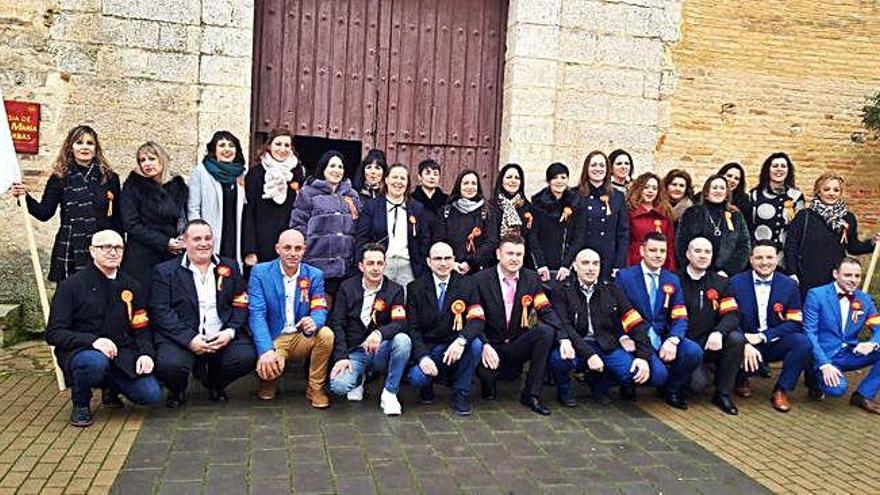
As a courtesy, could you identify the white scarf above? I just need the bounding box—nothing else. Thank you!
[261,153,298,205]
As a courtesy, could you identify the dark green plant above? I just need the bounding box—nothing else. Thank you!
[864,91,880,132]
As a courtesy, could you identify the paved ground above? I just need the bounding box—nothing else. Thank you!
[2,340,877,494]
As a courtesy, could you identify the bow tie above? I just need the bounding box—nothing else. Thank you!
[839,293,854,302]
[754,279,772,287]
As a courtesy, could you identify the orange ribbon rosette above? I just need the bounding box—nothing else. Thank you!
[298,277,311,303]
[371,297,387,325]
[106,191,114,217]
[783,199,794,223]
[600,195,611,216]
[560,206,573,223]
[724,210,734,231]
[840,221,850,244]
[451,299,466,332]
[524,212,533,229]
[852,300,862,324]
[705,288,719,311]
[290,181,300,192]
[216,265,232,291]
[773,302,784,321]
[409,214,417,236]
[653,219,662,233]
[120,289,134,320]
[466,227,482,255]
[343,196,359,220]
[662,283,674,309]
[520,294,533,328]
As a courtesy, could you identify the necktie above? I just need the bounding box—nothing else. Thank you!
[839,293,853,302]
[755,279,772,286]
[504,276,516,326]
[437,282,447,311]
[387,200,404,237]
[647,273,661,350]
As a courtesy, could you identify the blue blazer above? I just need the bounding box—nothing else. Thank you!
[356,196,430,277]
[803,282,880,366]
[615,264,688,340]
[729,271,802,343]
[247,260,328,355]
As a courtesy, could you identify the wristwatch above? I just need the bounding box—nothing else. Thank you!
[667,336,681,346]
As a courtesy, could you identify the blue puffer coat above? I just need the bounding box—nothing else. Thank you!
[289,178,362,279]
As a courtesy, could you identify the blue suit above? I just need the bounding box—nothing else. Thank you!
[803,283,880,399]
[729,271,811,391]
[248,260,329,356]
[615,264,702,394]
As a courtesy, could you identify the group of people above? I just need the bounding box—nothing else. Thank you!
[10,125,880,427]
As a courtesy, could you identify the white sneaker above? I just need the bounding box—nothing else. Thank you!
[380,388,402,416]
[347,383,364,402]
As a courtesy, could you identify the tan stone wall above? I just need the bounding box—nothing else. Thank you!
[655,0,880,228]
[0,0,253,329]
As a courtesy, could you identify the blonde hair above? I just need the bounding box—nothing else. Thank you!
[51,125,113,183]
[136,141,171,181]
[812,172,845,199]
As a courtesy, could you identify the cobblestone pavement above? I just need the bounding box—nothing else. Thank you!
[108,377,766,495]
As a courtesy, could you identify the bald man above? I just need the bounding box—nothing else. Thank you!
[46,230,162,427]
[248,229,334,407]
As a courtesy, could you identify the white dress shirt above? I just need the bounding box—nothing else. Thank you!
[640,261,661,302]
[836,285,851,333]
[360,278,384,327]
[386,200,410,261]
[281,261,301,334]
[186,258,225,340]
[753,272,773,332]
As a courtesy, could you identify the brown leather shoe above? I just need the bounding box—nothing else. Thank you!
[735,380,752,398]
[850,393,880,415]
[257,379,277,401]
[306,388,330,409]
[770,389,791,412]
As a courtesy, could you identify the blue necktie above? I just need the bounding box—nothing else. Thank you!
[437,282,447,311]
[647,273,661,350]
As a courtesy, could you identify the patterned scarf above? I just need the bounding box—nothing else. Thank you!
[498,194,524,237]
[261,153,297,204]
[809,198,848,233]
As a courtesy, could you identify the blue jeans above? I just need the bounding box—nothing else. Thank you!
[549,347,669,400]
[408,338,483,395]
[70,350,163,407]
[814,346,880,399]
[329,333,412,395]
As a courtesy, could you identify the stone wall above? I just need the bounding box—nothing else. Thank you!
[0,0,253,330]
[500,0,682,192]
[655,0,880,229]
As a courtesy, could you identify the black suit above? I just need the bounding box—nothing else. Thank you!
[678,268,744,396]
[406,273,484,358]
[472,267,562,398]
[329,275,407,362]
[149,255,257,393]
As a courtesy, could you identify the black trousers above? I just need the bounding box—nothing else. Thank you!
[154,333,257,393]
[690,331,745,396]
[477,323,555,398]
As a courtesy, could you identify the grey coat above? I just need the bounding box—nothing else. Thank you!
[186,163,246,265]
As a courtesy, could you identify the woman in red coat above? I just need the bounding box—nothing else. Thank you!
[625,172,676,269]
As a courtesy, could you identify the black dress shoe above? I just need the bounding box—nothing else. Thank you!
[808,386,826,401]
[619,385,637,401]
[711,393,738,415]
[208,388,228,403]
[520,395,551,416]
[70,406,93,427]
[590,391,613,406]
[101,389,124,409]
[450,391,472,416]
[665,392,688,410]
[166,390,187,409]
[557,393,577,407]
[419,384,436,404]
[481,380,497,401]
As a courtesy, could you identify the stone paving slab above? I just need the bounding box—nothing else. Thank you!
[109,377,768,495]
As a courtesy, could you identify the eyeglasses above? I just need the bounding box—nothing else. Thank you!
[92,244,125,254]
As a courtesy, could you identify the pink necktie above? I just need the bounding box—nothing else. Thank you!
[504,276,516,326]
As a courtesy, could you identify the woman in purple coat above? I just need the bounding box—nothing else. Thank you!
[290,150,362,299]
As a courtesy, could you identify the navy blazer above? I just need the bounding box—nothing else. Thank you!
[615,264,688,340]
[574,185,629,280]
[406,272,485,359]
[803,282,880,366]
[728,270,803,343]
[149,255,249,349]
[356,196,431,277]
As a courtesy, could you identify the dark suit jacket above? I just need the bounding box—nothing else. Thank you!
[472,266,564,345]
[549,279,653,360]
[329,275,406,361]
[615,264,688,340]
[406,272,485,359]
[729,270,803,343]
[678,269,740,345]
[356,196,431,277]
[45,264,153,380]
[149,255,249,349]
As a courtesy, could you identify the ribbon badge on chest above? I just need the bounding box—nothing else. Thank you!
[451,299,466,332]
[298,277,311,303]
[216,265,232,291]
[120,289,133,320]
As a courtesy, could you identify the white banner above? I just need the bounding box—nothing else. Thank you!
[0,87,23,195]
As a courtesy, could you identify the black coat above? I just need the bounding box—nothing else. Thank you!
[355,197,431,278]
[149,255,249,349]
[549,279,653,360]
[784,209,874,295]
[329,275,406,361]
[675,203,750,276]
[435,202,499,272]
[528,187,580,271]
[574,185,628,281]
[26,166,123,281]
[472,267,564,345]
[241,163,306,262]
[411,186,448,239]
[677,269,740,346]
[120,173,188,291]
[406,272,485,359]
[45,264,153,381]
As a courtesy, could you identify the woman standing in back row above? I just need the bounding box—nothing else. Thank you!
[747,152,804,270]
[575,150,629,281]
